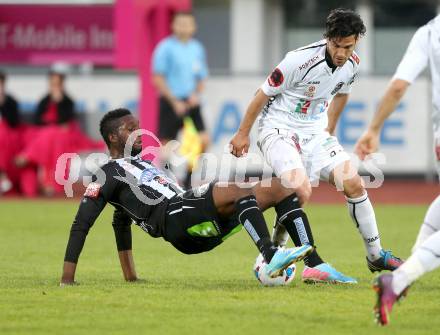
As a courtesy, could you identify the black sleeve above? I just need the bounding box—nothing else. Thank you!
[64,167,117,263]
[57,95,76,124]
[34,96,49,125]
[0,96,20,127]
[112,208,132,252]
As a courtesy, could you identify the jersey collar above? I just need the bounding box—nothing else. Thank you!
[324,48,338,73]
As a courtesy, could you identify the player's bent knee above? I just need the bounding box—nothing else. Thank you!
[229,183,254,201]
[343,176,364,198]
[296,183,312,205]
[280,176,312,205]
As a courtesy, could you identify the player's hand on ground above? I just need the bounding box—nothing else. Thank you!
[59,281,79,287]
[355,129,380,160]
[230,131,250,157]
[172,100,188,116]
[126,278,147,284]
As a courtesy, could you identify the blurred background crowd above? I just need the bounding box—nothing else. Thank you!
[0,0,439,197]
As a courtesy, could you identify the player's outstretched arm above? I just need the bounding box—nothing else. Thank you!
[61,218,95,285]
[60,182,109,285]
[118,250,138,281]
[355,79,409,160]
[327,93,349,135]
[230,89,269,157]
[60,262,77,285]
[112,209,138,281]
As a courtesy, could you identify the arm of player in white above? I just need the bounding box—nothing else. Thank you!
[355,25,429,159]
[229,89,270,157]
[230,54,297,157]
[326,93,349,135]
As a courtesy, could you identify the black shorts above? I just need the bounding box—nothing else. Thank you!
[163,182,242,255]
[158,97,206,140]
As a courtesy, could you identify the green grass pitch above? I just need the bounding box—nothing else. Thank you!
[1,200,439,335]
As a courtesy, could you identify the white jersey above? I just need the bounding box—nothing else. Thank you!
[393,15,440,138]
[258,39,360,135]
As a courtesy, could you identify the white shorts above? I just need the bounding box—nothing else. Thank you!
[257,128,350,183]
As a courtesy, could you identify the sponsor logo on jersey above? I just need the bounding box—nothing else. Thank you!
[263,96,276,114]
[331,81,344,95]
[139,167,160,184]
[304,85,316,98]
[268,68,284,87]
[294,98,311,114]
[307,81,320,84]
[299,55,320,70]
[84,182,101,198]
[155,176,169,185]
[348,73,357,85]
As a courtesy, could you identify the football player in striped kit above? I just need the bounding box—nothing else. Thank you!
[354,14,440,326]
[60,108,314,285]
[230,8,402,284]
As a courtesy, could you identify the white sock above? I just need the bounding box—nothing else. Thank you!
[412,195,440,253]
[346,192,382,261]
[392,230,440,295]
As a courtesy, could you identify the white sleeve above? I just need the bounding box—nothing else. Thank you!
[393,25,429,84]
[261,54,298,96]
[339,71,358,95]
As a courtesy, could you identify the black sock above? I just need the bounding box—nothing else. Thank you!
[275,193,324,267]
[183,170,192,190]
[236,195,277,262]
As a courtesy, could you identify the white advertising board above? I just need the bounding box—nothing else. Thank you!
[6,75,432,174]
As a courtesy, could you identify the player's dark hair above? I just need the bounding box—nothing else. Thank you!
[99,108,132,147]
[0,70,5,83]
[324,8,366,40]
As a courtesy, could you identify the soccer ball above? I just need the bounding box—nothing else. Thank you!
[253,253,296,286]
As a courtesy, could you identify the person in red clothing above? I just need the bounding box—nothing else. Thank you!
[34,71,76,126]
[0,71,37,196]
[0,71,21,194]
[16,70,104,196]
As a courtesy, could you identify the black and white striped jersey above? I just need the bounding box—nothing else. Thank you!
[63,156,185,264]
[74,156,184,239]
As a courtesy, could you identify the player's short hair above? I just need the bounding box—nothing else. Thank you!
[99,108,132,147]
[0,70,6,83]
[324,8,366,40]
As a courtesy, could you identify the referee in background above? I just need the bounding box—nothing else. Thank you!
[152,11,210,189]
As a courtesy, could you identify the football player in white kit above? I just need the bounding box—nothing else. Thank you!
[354,15,440,325]
[230,8,403,284]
